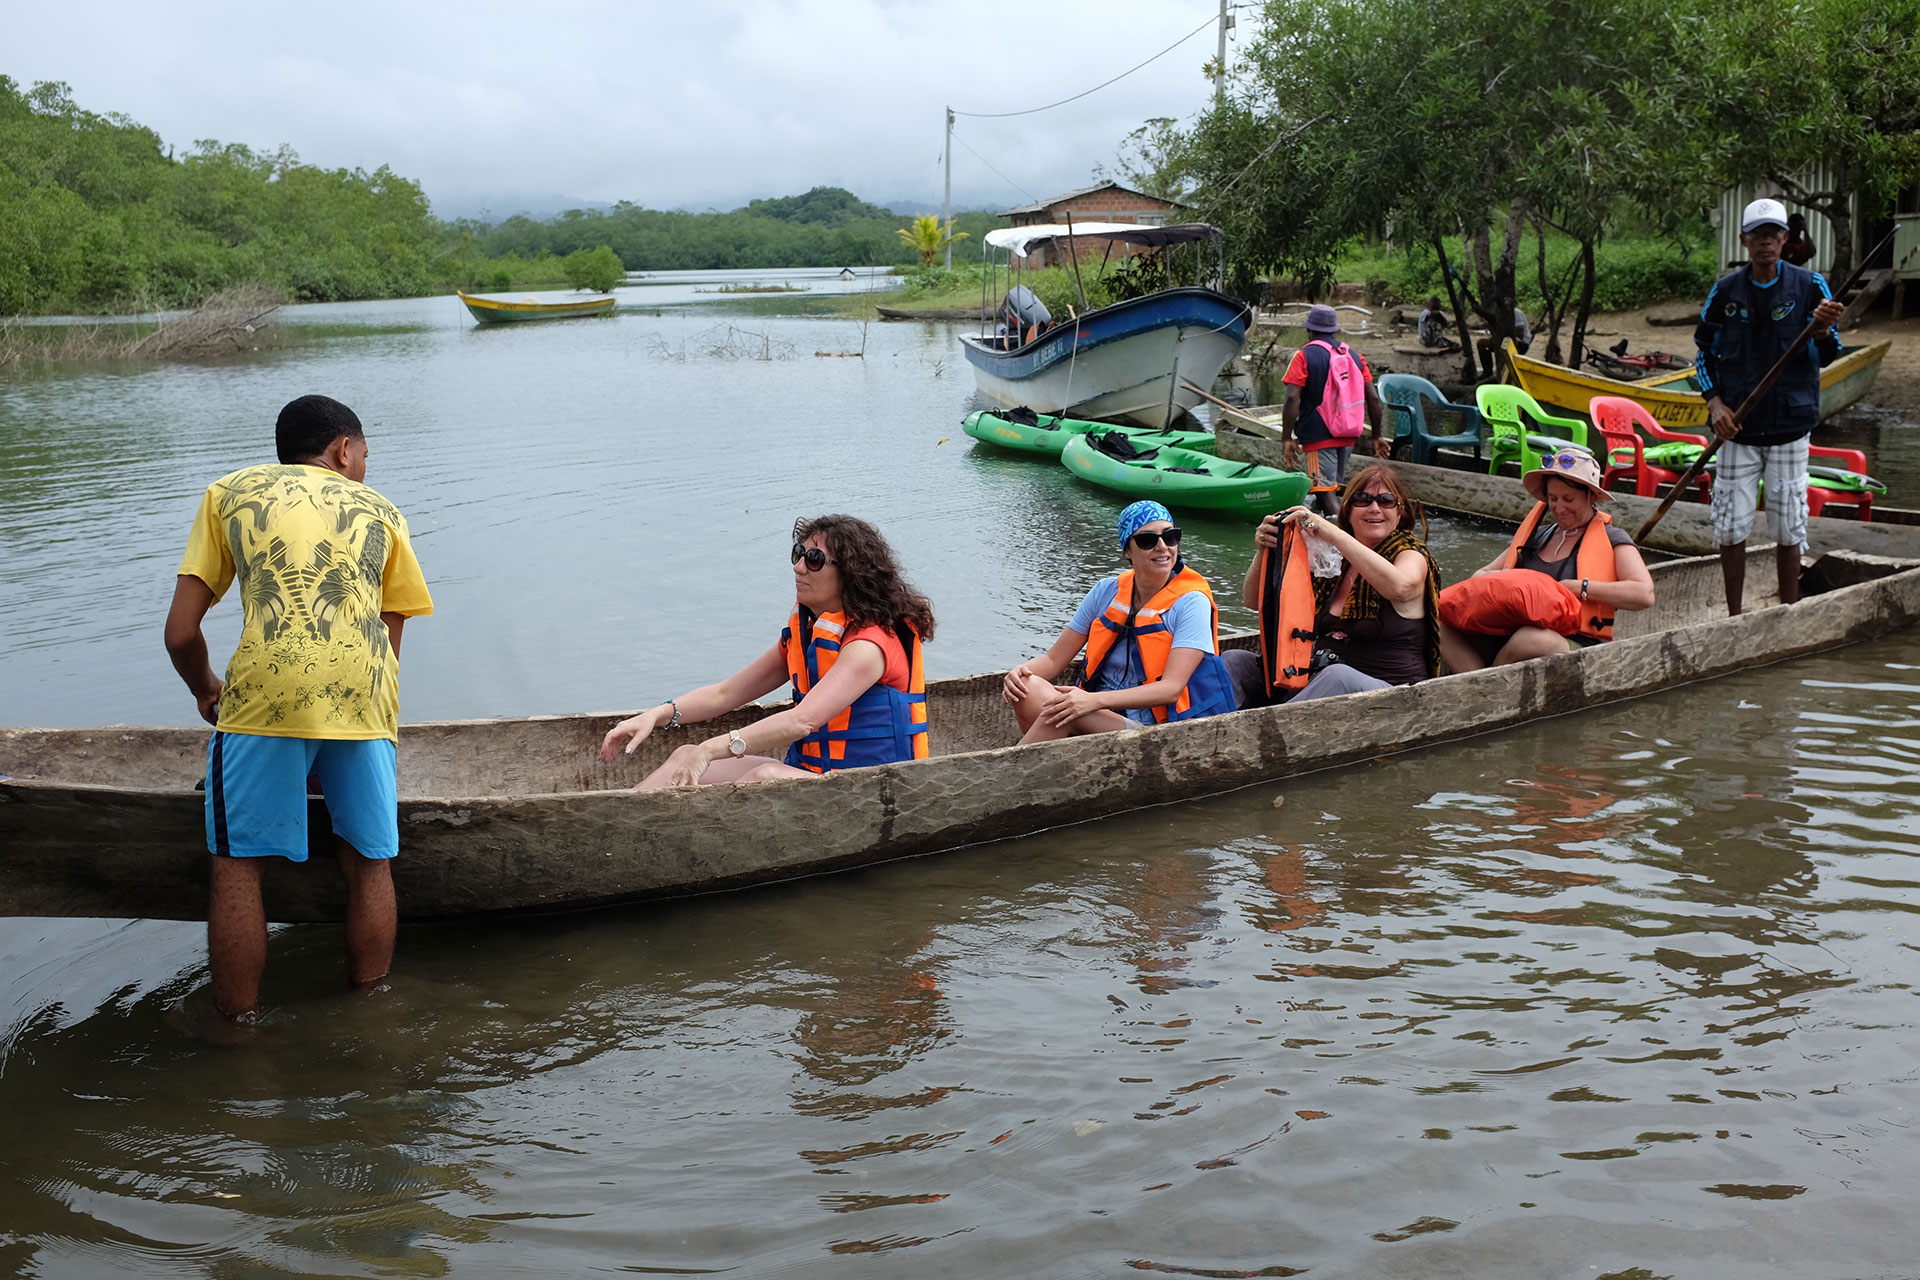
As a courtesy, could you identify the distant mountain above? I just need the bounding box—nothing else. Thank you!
[431,191,618,223]
[741,187,895,224]
[431,185,1011,227]
[883,199,1007,217]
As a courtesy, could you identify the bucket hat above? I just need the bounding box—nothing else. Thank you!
[1523,446,1611,502]
[1303,304,1340,335]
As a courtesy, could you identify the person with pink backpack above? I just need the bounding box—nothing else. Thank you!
[1278,304,1390,515]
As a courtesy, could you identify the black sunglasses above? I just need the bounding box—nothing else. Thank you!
[791,544,835,571]
[1130,527,1182,550]
[1349,491,1401,509]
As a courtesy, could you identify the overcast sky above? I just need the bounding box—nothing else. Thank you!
[11,0,1239,219]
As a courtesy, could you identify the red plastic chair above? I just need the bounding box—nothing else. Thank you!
[1587,396,1710,500]
[1806,443,1874,521]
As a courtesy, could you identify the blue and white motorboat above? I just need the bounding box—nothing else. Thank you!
[959,222,1253,429]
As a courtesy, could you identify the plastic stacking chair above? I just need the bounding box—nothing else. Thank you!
[1376,373,1484,466]
[1475,384,1589,477]
[1588,396,1706,499]
[1805,443,1877,521]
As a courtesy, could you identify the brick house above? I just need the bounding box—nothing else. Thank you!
[1002,182,1189,268]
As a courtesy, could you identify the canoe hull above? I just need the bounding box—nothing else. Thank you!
[1509,339,1892,426]
[457,290,617,324]
[959,287,1252,429]
[8,526,1918,923]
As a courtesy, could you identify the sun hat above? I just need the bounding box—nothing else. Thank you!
[1303,304,1340,335]
[1117,500,1174,550]
[1741,197,1790,233]
[1523,446,1612,502]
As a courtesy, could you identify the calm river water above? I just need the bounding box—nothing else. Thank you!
[2,271,1917,1277]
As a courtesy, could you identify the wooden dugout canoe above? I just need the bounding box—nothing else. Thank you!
[456,290,616,324]
[5,465,1919,924]
[1506,338,1892,429]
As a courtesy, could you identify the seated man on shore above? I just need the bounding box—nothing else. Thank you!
[1416,297,1458,351]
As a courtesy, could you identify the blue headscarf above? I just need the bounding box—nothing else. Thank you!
[1116,500,1173,550]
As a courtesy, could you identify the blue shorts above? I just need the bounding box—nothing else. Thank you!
[205,732,399,862]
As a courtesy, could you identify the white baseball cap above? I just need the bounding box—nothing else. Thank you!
[1741,197,1790,232]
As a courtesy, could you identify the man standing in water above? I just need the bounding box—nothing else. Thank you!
[164,395,433,1026]
[1693,197,1844,614]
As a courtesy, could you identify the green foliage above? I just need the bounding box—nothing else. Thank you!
[460,202,1003,274]
[744,186,896,223]
[0,77,1013,315]
[895,213,970,267]
[1692,0,1920,270]
[561,244,625,292]
[1021,265,1119,319]
[1339,233,1718,313]
[898,263,985,298]
[0,76,440,313]
[1183,0,1732,364]
[1094,118,1194,203]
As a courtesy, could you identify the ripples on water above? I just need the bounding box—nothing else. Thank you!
[3,289,1918,1276]
[0,646,1913,1277]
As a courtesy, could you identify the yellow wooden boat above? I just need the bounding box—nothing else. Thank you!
[1504,338,1890,428]
[457,290,616,325]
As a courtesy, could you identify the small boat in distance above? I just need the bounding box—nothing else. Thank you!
[457,290,617,325]
[960,223,1252,429]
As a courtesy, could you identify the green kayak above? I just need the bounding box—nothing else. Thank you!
[963,409,1213,459]
[1060,428,1309,518]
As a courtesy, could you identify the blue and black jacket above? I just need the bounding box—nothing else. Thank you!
[1692,262,1841,446]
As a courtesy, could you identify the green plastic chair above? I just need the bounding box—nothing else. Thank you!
[1475,384,1589,477]
[1376,374,1484,466]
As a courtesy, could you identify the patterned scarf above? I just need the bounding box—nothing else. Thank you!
[1311,529,1443,678]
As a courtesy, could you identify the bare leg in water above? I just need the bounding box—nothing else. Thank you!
[1720,541,1747,615]
[335,838,396,989]
[208,854,267,1019]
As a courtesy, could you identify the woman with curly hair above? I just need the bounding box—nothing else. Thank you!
[599,515,936,788]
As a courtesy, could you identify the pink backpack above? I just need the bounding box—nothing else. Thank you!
[1308,339,1367,439]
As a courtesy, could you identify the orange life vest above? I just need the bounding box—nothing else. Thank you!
[782,608,929,772]
[1501,503,1618,640]
[1079,566,1237,723]
[1255,520,1318,694]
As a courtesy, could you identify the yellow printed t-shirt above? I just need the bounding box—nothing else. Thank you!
[178,464,434,741]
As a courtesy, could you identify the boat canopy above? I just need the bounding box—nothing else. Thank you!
[983,222,1225,260]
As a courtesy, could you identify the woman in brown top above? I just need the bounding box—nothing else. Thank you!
[1225,465,1442,707]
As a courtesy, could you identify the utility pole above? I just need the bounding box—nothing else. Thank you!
[1215,0,1231,103]
[944,107,955,270]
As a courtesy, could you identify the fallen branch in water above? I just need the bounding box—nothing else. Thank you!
[130,283,287,358]
[0,282,287,370]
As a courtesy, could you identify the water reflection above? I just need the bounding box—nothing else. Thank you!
[1,647,1916,1273]
[3,283,1919,1274]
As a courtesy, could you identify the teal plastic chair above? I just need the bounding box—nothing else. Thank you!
[1475,384,1589,476]
[1376,373,1484,466]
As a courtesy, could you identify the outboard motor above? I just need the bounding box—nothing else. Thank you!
[999,285,1052,348]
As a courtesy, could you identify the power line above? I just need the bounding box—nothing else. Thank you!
[949,128,1039,204]
[952,11,1220,120]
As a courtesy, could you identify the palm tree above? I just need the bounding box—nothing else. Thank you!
[895,214,969,267]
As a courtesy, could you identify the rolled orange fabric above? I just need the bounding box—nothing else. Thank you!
[1438,569,1582,636]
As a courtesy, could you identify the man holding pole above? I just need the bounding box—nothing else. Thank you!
[1693,197,1845,614]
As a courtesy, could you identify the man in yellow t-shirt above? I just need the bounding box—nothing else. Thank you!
[164,394,433,1026]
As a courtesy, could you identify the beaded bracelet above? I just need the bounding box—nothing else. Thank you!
[663,698,682,728]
